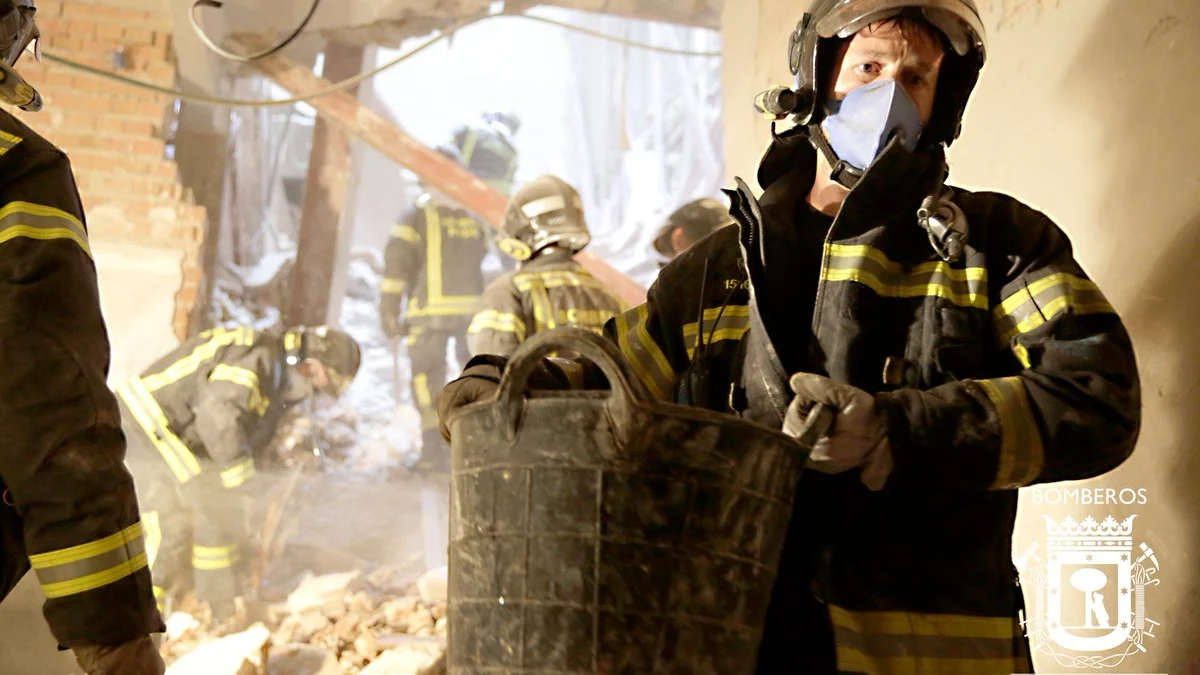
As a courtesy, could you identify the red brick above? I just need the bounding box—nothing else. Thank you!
[122,26,154,45]
[108,98,164,118]
[63,5,147,21]
[40,70,76,90]
[142,62,175,85]
[65,19,96,39]
[121,119,157,136]
[94,23,124,42]
[38,18,68,35]
[47,91,97,109]
[56,110,97,131]
[49,35,82,52]
[37,0,63,17]
[81,38,119,54]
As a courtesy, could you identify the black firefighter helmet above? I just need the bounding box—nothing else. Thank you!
[283,326,362,398]
[788,0,987,148]
[653,198,734,259]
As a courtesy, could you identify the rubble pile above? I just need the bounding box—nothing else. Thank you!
[162,568,449,675]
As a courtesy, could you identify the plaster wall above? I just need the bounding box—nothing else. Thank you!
[722,1,1200,672]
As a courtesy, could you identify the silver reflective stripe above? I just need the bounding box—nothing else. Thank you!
[33,534,147,586]
[0,201,91,259]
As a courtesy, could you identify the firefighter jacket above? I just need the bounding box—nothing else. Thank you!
[117,326,289,492]
[468,250,627,357]
[382,195,488,334]
[0,111,163,647]
[600,127,1141,673]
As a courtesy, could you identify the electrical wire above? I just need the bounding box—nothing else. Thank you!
[38,10,722,109]
[189,0,323,63]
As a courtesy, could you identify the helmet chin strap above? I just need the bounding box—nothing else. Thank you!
[808,124,864,190]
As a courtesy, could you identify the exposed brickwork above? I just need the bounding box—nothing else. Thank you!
[11,0,205,341]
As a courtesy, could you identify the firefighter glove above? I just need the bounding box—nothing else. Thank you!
[437,364,502,441]
[785,373,893,491]
[381,305,406,340]
[73,635,165,675]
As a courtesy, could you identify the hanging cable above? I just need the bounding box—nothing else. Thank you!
[189,0,323,63]
[39,10,722,109]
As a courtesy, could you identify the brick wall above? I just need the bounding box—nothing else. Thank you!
[9,0,207,340]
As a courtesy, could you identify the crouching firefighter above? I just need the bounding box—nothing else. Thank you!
[468,175,626,357]
[0,2,166,672]
[438,0,1142,672]
[118,325,360,617]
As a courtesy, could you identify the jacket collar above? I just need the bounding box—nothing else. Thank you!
[756,125,948,227]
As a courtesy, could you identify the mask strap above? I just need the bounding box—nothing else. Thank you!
[808,124,864,190]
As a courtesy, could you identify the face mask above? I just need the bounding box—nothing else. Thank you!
[821,79,924,172]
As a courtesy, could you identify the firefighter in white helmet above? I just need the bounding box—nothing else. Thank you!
[468,174,626,359]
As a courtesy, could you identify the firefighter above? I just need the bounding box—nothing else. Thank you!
[118,325,360,618]
[651,197,734,262]
[381,125,517,471]
[0,2,166,673]
[438,1,1142,672]
[468,175,626,357]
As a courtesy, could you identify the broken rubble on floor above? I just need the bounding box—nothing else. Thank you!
[162,570,448,675]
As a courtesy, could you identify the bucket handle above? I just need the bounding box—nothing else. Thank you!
[495,328,649,445]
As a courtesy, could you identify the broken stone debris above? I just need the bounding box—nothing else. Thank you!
[162,570,448,675]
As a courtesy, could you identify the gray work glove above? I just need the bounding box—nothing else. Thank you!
[785,373,893,491]
[437,365,502,441]
[73,635,165,675]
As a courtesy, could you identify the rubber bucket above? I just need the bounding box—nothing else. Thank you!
[446,328,828,674]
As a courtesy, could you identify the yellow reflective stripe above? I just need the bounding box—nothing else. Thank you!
[614,304,674,401]
[29,522,144,569]
[422,206,481,308]
[381,277,408,295]
[210,364,269,415]
[513,270,606,293]
[469,310,528,341]
[977,377,1045,489]
[682,305,751,359]
[192,544,240,570]
[408,299,480,317]
[994,272,1115,344]
[220,459,256,489]
[835,647,1020,675]
[0,201,92,259]
[829,605,1023,674]
[143,511,162,570]
[460,127,479,167]
[530,282,556,332]
[118,380,202,483]
[823,244,988,310]
[391,223,421,243]
[40,552,149,598]
[0,129,23,155]
[142,327,256,392]
[413,374,438,431]
[30,522,149,599]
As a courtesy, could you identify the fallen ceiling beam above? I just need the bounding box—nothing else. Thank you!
[530,0,721,29]
[239,38,646,308]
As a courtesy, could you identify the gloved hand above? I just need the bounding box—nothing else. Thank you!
[785,373,893,491]
[437,364,503,441]
[73,635,165,675]
[381,306,407,340]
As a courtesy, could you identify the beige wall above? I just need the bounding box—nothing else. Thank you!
[723,1,1199,672]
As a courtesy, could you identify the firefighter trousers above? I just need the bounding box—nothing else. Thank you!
[405,324,471,466]
[123,424,248,616]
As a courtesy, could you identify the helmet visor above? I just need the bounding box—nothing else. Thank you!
[814,0,986,60]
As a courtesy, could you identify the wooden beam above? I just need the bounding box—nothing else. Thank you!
[241,39,647,308]
[286,41,364,326]
[530,0,721,30]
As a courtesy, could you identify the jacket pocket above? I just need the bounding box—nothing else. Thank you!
[932,306,991,383]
